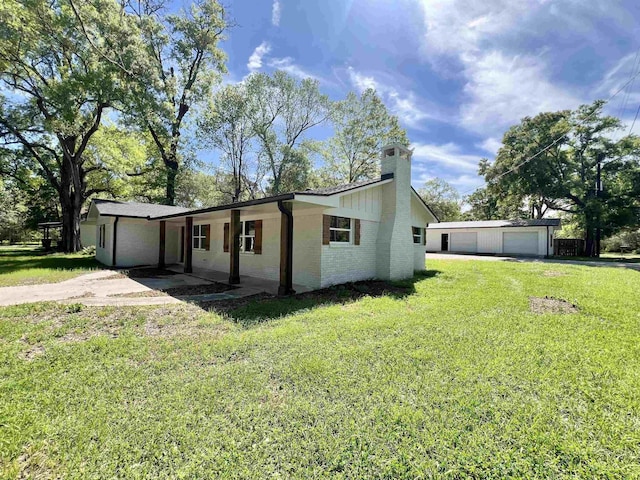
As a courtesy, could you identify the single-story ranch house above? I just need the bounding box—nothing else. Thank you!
[83,144,439,294]
[425,219,562,257]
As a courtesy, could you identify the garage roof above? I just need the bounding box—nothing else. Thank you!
[427,219,561,229]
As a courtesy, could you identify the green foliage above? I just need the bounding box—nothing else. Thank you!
[603,229,640,253]
[474,101,640,253]
[321,88,408,185]
[246,71,330,195]
[117,0,229,204]
[417,178,462,221]
[2,260,640,477]
[197,83,263,202]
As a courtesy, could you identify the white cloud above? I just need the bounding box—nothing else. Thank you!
[477,137,502,155]
[267,57,317,80]
[412,142,483,173]
[460,51,580,133]
[346,67,432,129]
[271,0,281,27]
[247,41,271,72]
[417,1,584,135]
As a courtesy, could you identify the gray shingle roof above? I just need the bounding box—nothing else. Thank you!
[427,218,561,229]
[296,175,392,196]
[92,199,190,218]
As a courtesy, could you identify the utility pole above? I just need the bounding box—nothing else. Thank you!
[595,153,604,257]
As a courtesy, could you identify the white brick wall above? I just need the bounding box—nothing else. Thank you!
[320,219,379,288]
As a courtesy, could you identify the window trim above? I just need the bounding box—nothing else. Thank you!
[240,220,256,254]
[412,226,423,245]
[193,224,206,250]
[329,216,353,245]
[99,224,106,249]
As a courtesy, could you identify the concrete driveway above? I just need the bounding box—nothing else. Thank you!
[0,269,242,307]
[426,252,640,271]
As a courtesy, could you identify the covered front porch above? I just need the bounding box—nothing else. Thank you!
[156,197,299,295]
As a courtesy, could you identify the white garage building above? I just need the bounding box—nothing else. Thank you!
[426,219,561,257]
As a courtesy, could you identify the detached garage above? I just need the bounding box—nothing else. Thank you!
[426,219,562,257]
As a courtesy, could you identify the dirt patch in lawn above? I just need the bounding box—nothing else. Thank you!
[109,282,236,298]
[530,296,578,314]
[19,344,45,361]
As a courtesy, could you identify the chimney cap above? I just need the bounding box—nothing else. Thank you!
[382,143,413,158]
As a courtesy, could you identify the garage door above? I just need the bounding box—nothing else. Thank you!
[450,232,477,252]
[503,232,539,255]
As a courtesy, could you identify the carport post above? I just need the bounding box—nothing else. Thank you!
[229,209,241,284]
[185,216,193,273]
[277,200,294,295]
[158,220,166,268]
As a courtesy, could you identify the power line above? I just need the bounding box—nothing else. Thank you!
[457,53,640,198]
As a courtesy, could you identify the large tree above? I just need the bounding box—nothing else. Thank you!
[0,0,131,251]
[71,0,229,205]
[246,71,330,195]
[480,101,640,256]
[197,83,263,202]
[320,88,408,185]
[418,178,462,221]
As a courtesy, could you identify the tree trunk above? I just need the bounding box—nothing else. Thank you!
[58,161,84,253]
[165,159,178,206]
[59,191,83,253]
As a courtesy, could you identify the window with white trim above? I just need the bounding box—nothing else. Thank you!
[240,220,256,253]
[412,227,423,244]
[193,224,206,250]
[330,216,352,243]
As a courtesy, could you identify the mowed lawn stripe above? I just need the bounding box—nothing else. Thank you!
[1,260,639,478]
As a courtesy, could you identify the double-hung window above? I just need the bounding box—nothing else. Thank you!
[412,227,423,244]
[330,216,352,243]
[193,224,206,250]
[240,221,256,253]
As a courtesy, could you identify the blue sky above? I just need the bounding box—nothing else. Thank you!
[199,0,640,195]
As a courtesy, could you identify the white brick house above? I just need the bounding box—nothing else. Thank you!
[84,144,438,293]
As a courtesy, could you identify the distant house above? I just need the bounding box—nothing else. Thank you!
[83,144,438,293]
[426,219,562,257]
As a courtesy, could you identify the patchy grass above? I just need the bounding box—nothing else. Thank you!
[1,260,640,478]
[0,246,100,287]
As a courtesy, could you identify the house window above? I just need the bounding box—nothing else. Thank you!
[193,224,206,250]
[99,225,105,248]
[330,216,352,243]
[413,227,423,244]
[240,221,256,253]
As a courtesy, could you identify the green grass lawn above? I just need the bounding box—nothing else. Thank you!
[1,260,639,478]
[0,246,100,287]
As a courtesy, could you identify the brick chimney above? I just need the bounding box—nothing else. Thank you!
[376,143,414,280]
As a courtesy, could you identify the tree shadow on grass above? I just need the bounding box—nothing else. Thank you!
[195,270,441,327]
[0,247,99,275]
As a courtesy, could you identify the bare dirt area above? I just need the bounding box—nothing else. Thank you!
[529,296,578,314]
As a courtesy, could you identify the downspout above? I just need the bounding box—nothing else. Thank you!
[546,225,549,258]
[112,216,119,266]
[277,200,295,295]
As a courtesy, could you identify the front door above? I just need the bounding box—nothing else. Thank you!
[180,226,185,263]
[441,233,449,251]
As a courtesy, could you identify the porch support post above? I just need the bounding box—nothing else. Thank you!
[158,220,166,268]
[185,216,193,273]
[229,209,241,284]
[277,200,295,296]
